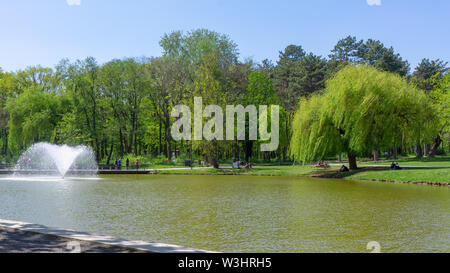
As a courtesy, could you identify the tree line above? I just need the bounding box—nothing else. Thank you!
[0,29,448,166]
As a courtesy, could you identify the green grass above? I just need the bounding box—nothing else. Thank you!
[123,155,450,184]
[155,164,450,184]
[154,165,338,176]
[359,155,450,167]
[347,168,450,183]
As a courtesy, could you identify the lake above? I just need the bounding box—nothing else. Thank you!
[0,174,449,252]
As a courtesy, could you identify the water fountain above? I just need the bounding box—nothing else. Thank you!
[14,142,98,178]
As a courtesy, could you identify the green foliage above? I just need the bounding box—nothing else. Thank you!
[429,74,450,133]
[191,52,227,167]
[275,46,329,114]
[329,36,364,63]
[0,30,446,166]
[246,71,277,105]
[290,65,439,166]
[160,29,238,67]
[413,58,448,92]
[329,36,410,76]
[5,87,63,153]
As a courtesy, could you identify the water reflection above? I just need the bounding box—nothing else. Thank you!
[0,175,448,252]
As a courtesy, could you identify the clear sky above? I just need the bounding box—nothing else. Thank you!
[0,0,448,72]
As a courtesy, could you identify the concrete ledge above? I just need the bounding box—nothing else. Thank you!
[0,219,213,253]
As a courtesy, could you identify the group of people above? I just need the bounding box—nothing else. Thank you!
[239,162,253,170]
[114,158,140,170]
[232,158,252,170]
[315,161,330,168]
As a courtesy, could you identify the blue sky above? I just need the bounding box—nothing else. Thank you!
[0,0,448,72]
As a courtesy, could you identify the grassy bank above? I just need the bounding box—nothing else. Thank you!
[154,164,450,185]
[154,165,339,176]
[359,155,450,167]
[345,168,450,183]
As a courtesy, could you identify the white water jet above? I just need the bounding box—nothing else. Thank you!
[14,142,98,177]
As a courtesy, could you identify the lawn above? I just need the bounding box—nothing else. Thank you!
[154,163,450,185]
[346,168,450,183]
[359,155,450,167]
[153,165,339,176]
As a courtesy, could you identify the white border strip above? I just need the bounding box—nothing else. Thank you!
[0,219,214,253]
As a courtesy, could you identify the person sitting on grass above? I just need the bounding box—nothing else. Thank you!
[390,162,402,170]
[339,165,349,172]
[315,161,330,168]
[239,162,252,170]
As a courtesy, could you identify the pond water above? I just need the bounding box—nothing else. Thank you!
[0,174,449,252]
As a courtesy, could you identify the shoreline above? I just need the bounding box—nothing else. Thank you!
[149,169,450,187]
[1,166,449,187]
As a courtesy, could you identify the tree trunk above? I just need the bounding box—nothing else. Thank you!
[244,140,252,163]
[106,142,113,165]
[128,131,133,154]
[415,141,423,158]
[165,114,171,160]
[211,141,219,168]
[428,135,442,157]
[278,149,281,166]
[348,153,357,170]
[159,118,162,155]
[372,150,379,161]
[211,158,219,169]
[4,131,7,156]
[119,129,124,156]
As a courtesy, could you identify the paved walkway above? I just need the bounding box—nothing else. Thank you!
[0,219,211,253]
[0,226,143,253]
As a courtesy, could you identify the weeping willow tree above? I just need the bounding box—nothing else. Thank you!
[290,65,438,169]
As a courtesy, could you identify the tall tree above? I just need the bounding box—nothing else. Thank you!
[160,29,239,68]
[5,86,64,154]
[329,36,364,64]
[358,39,410,76]
[192,52,226,168]
[290,65,438,169]
[146,56,188,159]
[413,58,448,92]
[293,53,328,96]
[428,73,450,156]
[329,36,410,76]
[57,57,104,161]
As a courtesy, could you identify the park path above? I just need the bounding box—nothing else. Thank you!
[0,226,143,253]
[0,219,212,253]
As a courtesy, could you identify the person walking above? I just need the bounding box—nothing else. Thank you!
[135,159,139,170]
[118,158,122,170]
[126,158,130,170]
